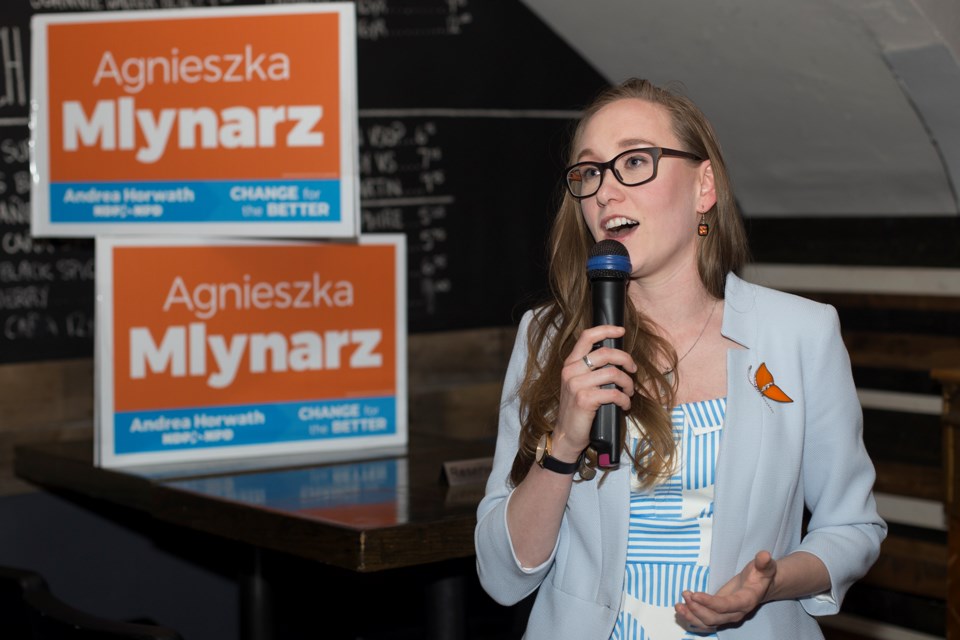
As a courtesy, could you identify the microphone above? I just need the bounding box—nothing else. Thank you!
[587,239,631,468]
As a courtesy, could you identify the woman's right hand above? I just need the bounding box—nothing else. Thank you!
[552,325,638,462]
[504,325,638,568]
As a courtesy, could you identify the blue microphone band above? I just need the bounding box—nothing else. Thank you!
[587,253,631,277]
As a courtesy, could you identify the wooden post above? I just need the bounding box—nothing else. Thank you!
[933,368,960,640]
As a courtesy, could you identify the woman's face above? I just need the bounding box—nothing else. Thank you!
[575,98,714,285]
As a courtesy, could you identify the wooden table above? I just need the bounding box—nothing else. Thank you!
[14,433,495,639]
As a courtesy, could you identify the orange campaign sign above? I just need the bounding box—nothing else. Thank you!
[30,5,358,238]
[95,235,406,467]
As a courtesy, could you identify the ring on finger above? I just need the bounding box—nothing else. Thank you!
[582,354,595,370]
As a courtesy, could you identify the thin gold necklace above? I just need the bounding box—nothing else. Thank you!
[663,298,718,380]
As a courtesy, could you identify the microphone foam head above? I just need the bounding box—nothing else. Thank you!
[587,240,631,279]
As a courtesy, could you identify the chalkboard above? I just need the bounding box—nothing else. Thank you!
[1,3,96,363]
[0,0,607,363]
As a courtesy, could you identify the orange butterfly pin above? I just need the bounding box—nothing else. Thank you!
[749,362,793,410]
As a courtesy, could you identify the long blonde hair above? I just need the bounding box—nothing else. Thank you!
[509,78,749,488]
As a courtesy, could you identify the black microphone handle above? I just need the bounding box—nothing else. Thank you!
[589,277,625,467]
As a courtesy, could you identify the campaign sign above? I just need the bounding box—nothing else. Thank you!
[31,5,359,238]
[95,235,406,467]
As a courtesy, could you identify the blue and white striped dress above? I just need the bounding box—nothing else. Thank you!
[611,398,726,640]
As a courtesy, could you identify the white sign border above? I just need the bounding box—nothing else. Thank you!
[30,4,360,238]
[95,234,407,468]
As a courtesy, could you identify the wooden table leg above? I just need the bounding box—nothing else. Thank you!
[240,548,274,640]
[425,573,466,640]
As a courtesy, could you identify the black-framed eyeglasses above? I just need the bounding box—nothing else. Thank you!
[564,147,704,199]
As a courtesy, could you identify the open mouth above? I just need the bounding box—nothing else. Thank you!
[603,216,639,237]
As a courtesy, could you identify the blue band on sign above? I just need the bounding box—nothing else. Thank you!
[587,254,631,275]
[113,396,396,454]
[50,179,341,224]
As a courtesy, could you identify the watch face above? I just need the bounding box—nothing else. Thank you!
[535,433,549,463]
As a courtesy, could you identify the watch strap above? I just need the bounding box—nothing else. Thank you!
[540,452,581,475]
[537,433,582,475]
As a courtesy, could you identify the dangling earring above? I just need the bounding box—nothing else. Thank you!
[697,211,709,237]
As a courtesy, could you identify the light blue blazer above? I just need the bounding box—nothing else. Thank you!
[475,273,886,639]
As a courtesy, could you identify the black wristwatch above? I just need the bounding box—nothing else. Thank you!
[535,433,581,474]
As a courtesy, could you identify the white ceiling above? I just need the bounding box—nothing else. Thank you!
[522,0,960,217]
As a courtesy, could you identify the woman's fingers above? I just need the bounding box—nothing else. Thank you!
[563,356,635,400]
[554,325,637,446]
[565,325,632,362]
[573,346,637,374]
[570,381,633,412]
[674,599,717,632]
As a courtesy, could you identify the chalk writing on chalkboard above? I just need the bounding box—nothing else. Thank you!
[0,125,95,362]
[355,0,472,41]
[359,116,452,318]
[0,26,27,112]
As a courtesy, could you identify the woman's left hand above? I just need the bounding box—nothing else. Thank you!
[674,550,777,631]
